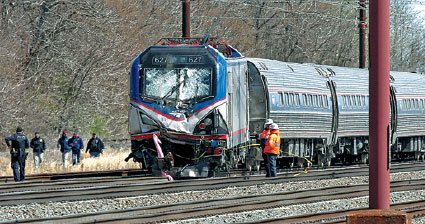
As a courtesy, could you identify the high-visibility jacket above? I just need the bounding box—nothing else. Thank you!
[259,129,270,151]
[264,130,280,155]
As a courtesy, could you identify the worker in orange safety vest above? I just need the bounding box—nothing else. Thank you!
[264,123,281,177]
[259,119,273,177]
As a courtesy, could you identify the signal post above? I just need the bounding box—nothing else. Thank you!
[348,0,410,222]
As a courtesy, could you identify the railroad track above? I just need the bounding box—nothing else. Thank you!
[2,175,425,223]
[0,168,150,182]
[246,200,425,224]
[0,162,425,207]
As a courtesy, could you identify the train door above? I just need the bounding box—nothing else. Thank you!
[390,84,398,145]
[247,62,268,133]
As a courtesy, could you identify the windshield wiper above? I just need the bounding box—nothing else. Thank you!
[161,70,189,102]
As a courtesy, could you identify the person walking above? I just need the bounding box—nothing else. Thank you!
[57,130,71,167]
[5,127,29,182]
[264,123,281,177]
[85,133,104,158]
[30,132,46,169]
[68,132,84,165]
[259,119,273,177]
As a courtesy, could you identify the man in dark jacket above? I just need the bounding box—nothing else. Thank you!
[68,132,84,165]
[5,127,29,182]
[30,132,46,169]
[57,130,71,167]
[86,133,104,158]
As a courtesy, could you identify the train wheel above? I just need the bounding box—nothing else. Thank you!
[318,155,325,168]
[255,161,260,171]
[361,153,368,164]
[421,154,425,161]
[246,163,252,172]
[297,158,304,168]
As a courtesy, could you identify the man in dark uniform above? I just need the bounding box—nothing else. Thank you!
[85,133,104,158]
[5,127,30,182]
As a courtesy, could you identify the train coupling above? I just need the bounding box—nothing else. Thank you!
[157,152,174,171]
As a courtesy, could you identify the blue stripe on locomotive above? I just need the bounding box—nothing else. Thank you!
[130,46,227,119]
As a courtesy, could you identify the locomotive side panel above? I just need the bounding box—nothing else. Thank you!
[226,60,249,148]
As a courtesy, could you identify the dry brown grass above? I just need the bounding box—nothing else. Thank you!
[0,148,140,177]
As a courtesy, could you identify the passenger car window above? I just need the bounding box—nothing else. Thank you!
[323,95,328,108]
[279,92,284,105]
[295,94,300,107]
[284,93,289,107]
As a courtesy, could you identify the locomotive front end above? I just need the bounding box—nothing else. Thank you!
[127,43,229,177]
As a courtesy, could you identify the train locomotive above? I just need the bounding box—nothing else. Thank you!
[127,37,425,177]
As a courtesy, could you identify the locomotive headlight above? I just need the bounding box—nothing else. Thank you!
[204,118,212,126]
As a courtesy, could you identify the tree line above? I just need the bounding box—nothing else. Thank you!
[0,0,424,149]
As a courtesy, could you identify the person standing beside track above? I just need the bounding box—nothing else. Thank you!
[57,130,71,167]
[86,133,104,158]
[264,123,281,177]
[5,127,30,182]
[30,132,46,169]
[68,132,84,166]
[259,119,273,177]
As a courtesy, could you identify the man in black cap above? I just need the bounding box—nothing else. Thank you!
[5,127,29,182]
[30,132,46,169]
[86,133,104,158]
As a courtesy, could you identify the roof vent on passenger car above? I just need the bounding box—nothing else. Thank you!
[258,62,268,71]
[287,65,294,72]
[315,67,335,78]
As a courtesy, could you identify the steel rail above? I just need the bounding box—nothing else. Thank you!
[0,168,150,182]
[2,178,425,223]
[1,162,425,206]
[243,196,425,223]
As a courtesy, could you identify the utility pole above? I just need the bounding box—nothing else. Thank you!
[369,0,390,209]
[359,0,367,68]
[182,0,191,38]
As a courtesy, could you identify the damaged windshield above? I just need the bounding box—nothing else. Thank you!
[143,68,212,102]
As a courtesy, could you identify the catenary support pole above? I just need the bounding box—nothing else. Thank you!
[359,0,367,68]
[182,0,190,38]
[369,0,390,209]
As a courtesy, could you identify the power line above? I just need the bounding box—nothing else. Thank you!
[191,15,358,23]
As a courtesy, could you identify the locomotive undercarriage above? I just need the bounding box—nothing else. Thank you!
[128,135,425,177]
[129,137,248,178]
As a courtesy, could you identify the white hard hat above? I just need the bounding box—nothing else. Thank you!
[270,123,279,130]
[265,119,273,125]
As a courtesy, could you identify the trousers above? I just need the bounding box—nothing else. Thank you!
[262,152,270,177]
[33,151,44,169]
[11,156,25,182]
[72,150,81,165]
[266,153,277,177]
